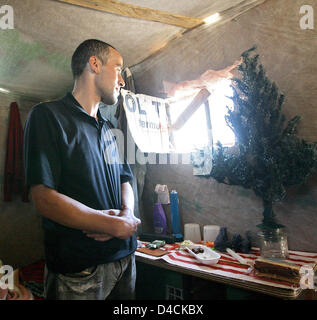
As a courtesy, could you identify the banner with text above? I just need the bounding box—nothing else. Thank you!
[121,89,170,153]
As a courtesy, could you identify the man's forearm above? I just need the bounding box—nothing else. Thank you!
[121,182,134,214]
[31,184,137,238]
[84,182,141,241]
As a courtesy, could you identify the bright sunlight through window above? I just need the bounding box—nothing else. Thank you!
[169,96,209,153]
[169,81,235,153]
[209,80,235,147]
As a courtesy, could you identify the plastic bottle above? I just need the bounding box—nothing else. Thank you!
[153,203,167,234]
[170,190,183,241]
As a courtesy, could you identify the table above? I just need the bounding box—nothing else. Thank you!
[135,243,317,300]
[14,247,317,300]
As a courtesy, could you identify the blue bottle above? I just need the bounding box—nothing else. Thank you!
[153,203,167,234]
[170,190,183,241]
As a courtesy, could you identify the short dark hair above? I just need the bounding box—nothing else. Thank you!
[71,39,116,79]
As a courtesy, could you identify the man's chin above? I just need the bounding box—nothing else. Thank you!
[101,96,117,106]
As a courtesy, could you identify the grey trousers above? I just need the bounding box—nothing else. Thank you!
[44,254,136,300]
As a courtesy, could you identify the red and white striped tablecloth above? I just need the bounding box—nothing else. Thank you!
[135,244,317,298]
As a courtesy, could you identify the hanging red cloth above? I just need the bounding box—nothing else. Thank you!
[3,102,29,202]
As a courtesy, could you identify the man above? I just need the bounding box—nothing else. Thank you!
[24,39,141,300]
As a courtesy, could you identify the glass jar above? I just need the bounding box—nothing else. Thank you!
[258,228,289,260]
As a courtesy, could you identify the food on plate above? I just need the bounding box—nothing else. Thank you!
[192,247,204,254]
[185,245,221,265]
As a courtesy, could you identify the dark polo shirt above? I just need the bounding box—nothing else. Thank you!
[24,92,137,274]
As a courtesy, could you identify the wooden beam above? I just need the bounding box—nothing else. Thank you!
[56,0,204,29]
[171,89,211,131]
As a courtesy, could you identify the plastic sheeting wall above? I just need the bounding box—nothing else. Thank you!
[0,0,266,101]
[131,0,317,252]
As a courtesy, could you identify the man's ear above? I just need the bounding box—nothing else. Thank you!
[88,56,101,74]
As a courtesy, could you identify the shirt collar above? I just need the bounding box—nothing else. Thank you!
[64,92,106,123]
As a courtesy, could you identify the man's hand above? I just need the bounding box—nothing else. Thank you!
[116,207,141,239]
[82,209,119,241]
[83,208,141,241]
[119,206,133,218]
[103,209,121,216]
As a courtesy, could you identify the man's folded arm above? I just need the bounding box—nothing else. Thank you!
[31,184,139,239]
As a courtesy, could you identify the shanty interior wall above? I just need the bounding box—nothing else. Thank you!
[132,0,317,252]
[0,94,44,268]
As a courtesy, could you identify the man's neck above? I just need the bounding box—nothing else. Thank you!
[72,82,100,119]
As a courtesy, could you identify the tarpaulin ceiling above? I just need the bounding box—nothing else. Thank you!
[0,0,265,101]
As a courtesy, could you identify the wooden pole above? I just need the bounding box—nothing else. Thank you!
[55,0,204,29]
[170,89,210,131]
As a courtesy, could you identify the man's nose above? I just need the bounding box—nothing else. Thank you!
[118,73,125,88]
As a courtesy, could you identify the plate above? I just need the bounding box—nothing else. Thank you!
[185,244,221,265]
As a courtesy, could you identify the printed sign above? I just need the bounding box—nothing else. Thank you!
[121,89,170,153]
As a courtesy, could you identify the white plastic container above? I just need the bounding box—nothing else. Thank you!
[185,244,221,265]
[184,223,201,242]
[203,225,220,242]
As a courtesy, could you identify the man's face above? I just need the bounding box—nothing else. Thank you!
[97,47,125,105]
